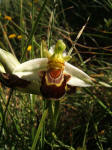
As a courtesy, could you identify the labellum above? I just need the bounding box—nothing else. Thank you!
[40,68,71,99]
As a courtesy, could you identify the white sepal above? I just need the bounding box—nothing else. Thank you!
[13,58,48,73]
[65,62,92,86]
[0,48,20,73]
[13,71,41,82]
[0,63,5,73]
[67,76,91,87]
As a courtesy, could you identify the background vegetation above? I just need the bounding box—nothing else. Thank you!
[0,0,112,149]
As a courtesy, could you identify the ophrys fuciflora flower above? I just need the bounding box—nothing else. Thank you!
[0,40,93,99]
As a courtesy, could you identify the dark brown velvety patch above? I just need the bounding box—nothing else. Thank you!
[0,72,30,88]
[40,71,71,99]
[66,85,76,94]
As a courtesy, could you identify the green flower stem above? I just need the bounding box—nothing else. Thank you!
[53,101,60,131]
[47,100,60,132]
[46,100,60,150]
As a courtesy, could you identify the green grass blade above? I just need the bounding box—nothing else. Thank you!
[0,89,13,136]
[21,0,48,61]
[31,108,48,150]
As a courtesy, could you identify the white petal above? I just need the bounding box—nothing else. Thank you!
[13,71,41,81]
[13,58,48,72]
[65,62,92,86]
[67,76,91,87]
[13,58,48,81]
[0,63,5,73]
[0,48,20,73]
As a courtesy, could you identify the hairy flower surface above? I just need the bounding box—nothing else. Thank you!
[0,40,93,99]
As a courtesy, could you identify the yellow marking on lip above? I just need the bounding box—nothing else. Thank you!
[45,78,64,87]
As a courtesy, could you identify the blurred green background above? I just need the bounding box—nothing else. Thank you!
[0,0,112,150]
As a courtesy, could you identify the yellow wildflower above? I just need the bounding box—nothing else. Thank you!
[4,16,12,21]
[17,35,22,39]
[27,45,32,51]
[28,0,38,6]
[34,0,38,3]
[100,130,105,135]
[28,2,32,7]
[8,34,16,39]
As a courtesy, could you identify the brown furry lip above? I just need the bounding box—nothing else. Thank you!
[40,69,71,99]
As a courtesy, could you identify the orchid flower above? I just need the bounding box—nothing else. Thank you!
[0,40,93,99]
